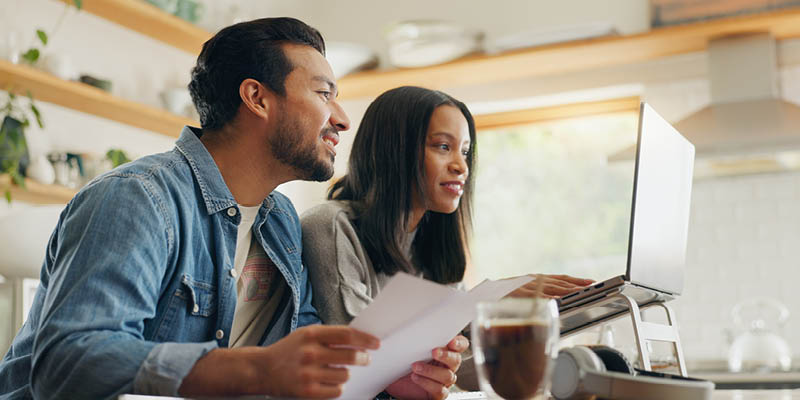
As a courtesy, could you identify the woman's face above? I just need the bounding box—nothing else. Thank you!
[415,105,471,215]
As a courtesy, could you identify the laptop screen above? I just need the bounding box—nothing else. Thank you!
[625,103,695,295]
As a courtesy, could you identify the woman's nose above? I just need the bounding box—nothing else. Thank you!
[450,155,468,176]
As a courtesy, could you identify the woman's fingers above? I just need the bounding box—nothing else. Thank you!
[413,362,458,387]
[431,348,462,371]
[446,335,469,353]
[411,370,452,400]
[548,274,595,285]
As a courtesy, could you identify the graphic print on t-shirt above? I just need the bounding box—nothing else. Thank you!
[241,239,280,302]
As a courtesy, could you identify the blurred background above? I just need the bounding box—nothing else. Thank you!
[2,0,800,385]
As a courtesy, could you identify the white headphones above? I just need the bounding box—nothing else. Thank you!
[551,346,715,400]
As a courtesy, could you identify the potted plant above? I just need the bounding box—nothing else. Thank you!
[0,92,41,203]
[1,0,81,202]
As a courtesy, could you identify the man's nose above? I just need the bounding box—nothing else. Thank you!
[330,101,350,132]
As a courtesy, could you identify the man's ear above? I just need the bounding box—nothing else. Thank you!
[239,78,274,121]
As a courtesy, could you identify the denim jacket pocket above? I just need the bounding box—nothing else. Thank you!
[152,274,218,342]
[177,275,217,317]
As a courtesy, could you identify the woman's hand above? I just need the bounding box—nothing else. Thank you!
[507,274,594,299]
[384,335,469,399]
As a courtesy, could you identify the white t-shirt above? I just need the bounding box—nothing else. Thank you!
[229,205,287,347]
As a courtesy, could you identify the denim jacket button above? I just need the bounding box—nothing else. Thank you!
[227,207,237,217]
[215,329,224,339]
[229,268,238,278]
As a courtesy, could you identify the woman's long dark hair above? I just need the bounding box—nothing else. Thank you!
[329,86,476,284]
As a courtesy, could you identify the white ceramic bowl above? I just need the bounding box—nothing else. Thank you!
[326,42,378,78]
[384,20,483,68]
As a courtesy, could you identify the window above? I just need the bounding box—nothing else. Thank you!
[467,99,639,285]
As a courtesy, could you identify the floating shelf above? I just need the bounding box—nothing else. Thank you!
[65,2,800,101]
[0,174,77,204]
[0,60,196,138]
[474,96,641,129]
[63,0,211,55]
[336,8,800,100]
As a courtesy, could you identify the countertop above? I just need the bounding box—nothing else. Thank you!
[120,390,800,399]
[693,371,800,390]
[711,390,800,399]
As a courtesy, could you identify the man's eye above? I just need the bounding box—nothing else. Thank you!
[462,149,470,157]
[319,91,331,101]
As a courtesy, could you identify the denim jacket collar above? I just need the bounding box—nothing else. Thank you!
[175,126,285,216]
[174,127,291,219]
[175,127,239,215]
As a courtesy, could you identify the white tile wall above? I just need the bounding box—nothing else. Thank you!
[565,170,800,368]
[671,171,800,362]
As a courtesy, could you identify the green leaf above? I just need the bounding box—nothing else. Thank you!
[9,128,23,149]
[21,48,40,64]
[106,149,131,168]
[73,0,82,9]
[36,29,48,46]
[9,169,24,187]
[4,189,11,204]
[30,103,43,129]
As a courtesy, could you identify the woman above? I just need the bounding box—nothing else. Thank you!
[301,86,592,390]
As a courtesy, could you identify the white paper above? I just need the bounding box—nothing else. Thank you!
[340,273,533,399]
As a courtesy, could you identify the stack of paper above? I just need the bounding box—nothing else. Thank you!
[340,273,533,399]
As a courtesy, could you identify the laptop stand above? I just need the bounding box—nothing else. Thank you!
[560,292,688,377]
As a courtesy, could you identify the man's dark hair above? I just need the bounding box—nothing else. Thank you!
[329,86,477,284]
[188,17,325,130]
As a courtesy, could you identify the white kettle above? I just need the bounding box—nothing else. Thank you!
[727,297,792,373]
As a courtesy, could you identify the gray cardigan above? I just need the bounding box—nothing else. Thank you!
[300,200,419,325]
[300,200,480,390]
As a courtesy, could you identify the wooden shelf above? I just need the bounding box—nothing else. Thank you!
[337,7,800,100]
[0,60,196,137]
[62,0,211,55]
[475,96,641,129]
[63,2,800,103]
[0,174,77,204]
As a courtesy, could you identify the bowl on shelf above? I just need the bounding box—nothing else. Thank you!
[159,87,193,117]
[326,42,378,78]
[384,20,484,68]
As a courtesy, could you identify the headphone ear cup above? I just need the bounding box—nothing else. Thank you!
[555,346,716,400]
[552,346,607,400]
[587,345,635,375]
[566,346,607,373]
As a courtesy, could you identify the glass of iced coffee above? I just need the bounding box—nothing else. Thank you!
[471,297,559,399]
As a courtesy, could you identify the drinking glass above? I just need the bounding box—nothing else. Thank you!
[471,297,560,399]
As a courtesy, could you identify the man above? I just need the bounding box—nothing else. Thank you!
[0,18,465,399]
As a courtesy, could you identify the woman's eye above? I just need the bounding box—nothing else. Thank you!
[462,149,470,157]
[437,144,450,151]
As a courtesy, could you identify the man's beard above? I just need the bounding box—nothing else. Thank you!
[270,114,335,182]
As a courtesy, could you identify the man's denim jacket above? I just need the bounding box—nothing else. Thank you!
[0,127,321,399]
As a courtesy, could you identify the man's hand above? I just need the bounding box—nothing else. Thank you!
[384,335,469,400]
[507,274,594,298]
[179,325,379,399]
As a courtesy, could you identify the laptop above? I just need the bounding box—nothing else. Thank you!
[558,102,695,335]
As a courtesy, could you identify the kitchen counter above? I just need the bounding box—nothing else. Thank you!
[693,372,800,390]
[712,389,800,399]
[120,390,800,399]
